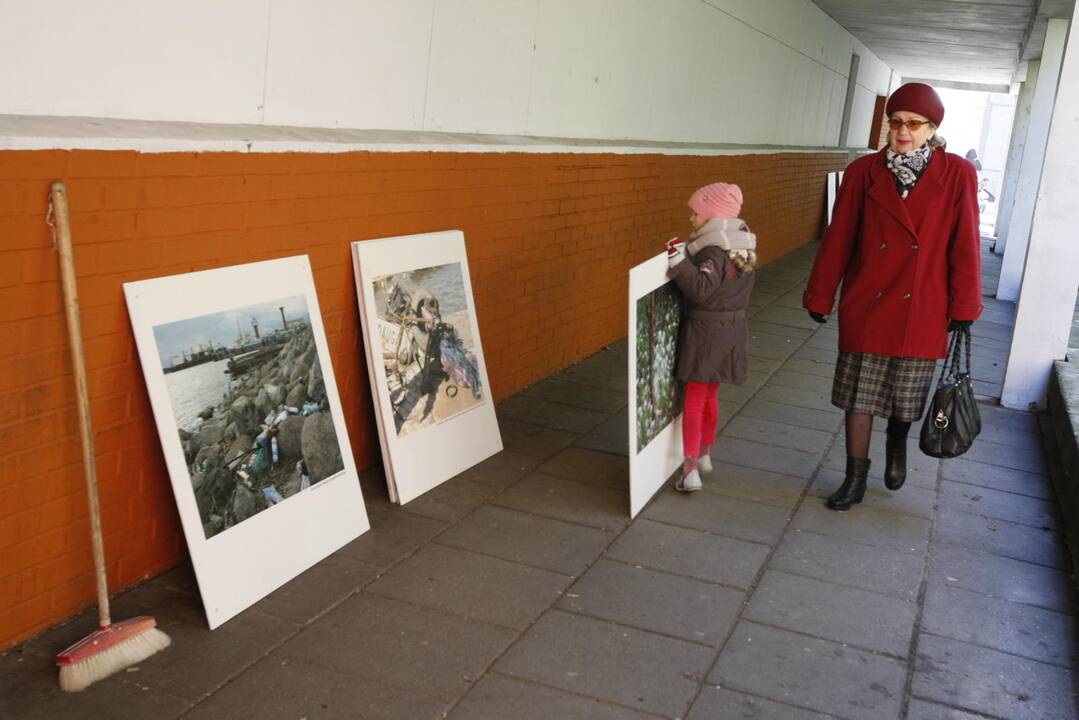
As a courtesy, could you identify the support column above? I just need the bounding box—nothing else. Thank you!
[1001,11,1079,410]
[993,60,1039,253]
[997,19,1068,301]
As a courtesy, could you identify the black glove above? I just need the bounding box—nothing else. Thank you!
[948,319,973,332]
[808,311,827,324]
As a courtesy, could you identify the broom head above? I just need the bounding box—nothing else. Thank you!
[56,616,171,692]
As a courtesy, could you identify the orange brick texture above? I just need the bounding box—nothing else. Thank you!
[0,148,846,649]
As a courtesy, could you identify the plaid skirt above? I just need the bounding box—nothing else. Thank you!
[831,352,937,422]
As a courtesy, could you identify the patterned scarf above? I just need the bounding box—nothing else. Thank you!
[886,144,934,198]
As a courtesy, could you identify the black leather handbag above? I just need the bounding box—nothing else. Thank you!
[920,326,982,459]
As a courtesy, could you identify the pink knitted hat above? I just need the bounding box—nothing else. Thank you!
[688,182,743,220]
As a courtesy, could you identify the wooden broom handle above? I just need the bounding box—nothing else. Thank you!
[50,182,111,628]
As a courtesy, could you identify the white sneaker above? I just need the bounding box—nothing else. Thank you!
[675,469,702,492]
[697,454,713,474]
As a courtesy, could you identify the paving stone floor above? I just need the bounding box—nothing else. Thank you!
[3,241,1077,720]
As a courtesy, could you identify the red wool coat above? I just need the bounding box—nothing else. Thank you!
[803,148,983,359]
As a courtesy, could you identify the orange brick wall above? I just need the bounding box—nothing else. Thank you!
[0,147,845,649]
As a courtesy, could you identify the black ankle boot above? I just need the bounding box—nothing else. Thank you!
[827,457,870,511]
[884,419,911,491]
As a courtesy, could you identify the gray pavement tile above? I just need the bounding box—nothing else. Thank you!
[494,609,713,718]
[771,529,925,601]
[756,385,840,414]
[494,473,630,531]
[976,403,1040,436]
[498,418,577,459]
[558,558,744,645]
[334,506,448,569]
[780,356,837,378]
[496,395,608,434]
[182,655,452,720]
[739,396,845,433]
[747,354,785,374]
[933,507,1068,569]
[748,329,803,353]
[959,437,1048,475]
[805,330,840,350]
[402,478,499,524]
[711,621,905,720]
[922,582,1079,668]
[768,369,836,393]
[743,570,918,657]
[717,381,758,404]
[366,544,571,630]
[810,468,936,519]
[824,441,939,489]
[941,456,1052,499]
[720,415,835,456]
[435,505,613,576]
[939,480,1059,530]
[791,499,931,555]
[746,339,798,361]
[252,554,378,624]
[535,446,628,490]
[606,518,770,590]
[0,649,191,720]
[687,687,834,720]
[743,368,774,390]
[574,409,629,456]
[643,487,790,546]
[700,461,809,510]
[708,436,823,478]
[278,593,515,696]
[453,447,542,488]
[913,634,1079,720]
[747,319,815,340]
[517,374,626,413]
[928,544,1074,614]
[752,305,824,331]
[906,699,990,720]
[448,675,655,720]
[556,364,627,392]
[790,345,839,364]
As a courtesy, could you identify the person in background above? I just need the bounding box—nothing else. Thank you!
[666,183,756,492]
[803,82,982,511]
[965,148,982,171]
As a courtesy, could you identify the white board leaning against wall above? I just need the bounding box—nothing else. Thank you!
[351,231,502,504]
[124,256,370,629]
[628,253,685,517]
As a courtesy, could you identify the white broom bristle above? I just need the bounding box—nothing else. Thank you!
[59,628,171,692]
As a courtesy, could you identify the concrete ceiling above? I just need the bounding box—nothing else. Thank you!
[812,0,1075,90]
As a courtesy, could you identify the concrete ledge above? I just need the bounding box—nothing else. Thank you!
[1045,360,1079,570]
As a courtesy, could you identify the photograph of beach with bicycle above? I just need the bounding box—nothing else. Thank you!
[152,295,345,539]
[372,262,485,438]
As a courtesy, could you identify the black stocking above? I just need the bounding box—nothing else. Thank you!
[845,411,873,459]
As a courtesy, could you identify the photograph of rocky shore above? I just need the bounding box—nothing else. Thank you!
[153,296,345,539]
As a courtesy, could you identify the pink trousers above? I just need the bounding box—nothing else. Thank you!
[683,381,719,458]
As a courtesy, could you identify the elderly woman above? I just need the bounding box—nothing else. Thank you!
[803,82,982,511]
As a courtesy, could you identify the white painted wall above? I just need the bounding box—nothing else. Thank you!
[0,0,893,147]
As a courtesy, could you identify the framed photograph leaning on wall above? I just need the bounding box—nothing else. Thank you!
[352,231,501,505]
[124,256,370,629]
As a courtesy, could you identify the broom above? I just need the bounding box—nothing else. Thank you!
[48,181,171,692]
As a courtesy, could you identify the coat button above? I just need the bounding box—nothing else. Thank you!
[912,243,919,250]
[875,291,883,299]
[879,243,887,250]
[903,293,912,300]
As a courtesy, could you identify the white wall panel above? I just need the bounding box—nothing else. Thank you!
[263,0,434,130]
[0,0,269,123]
[1,0,895,148]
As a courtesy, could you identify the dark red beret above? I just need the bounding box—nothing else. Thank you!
[886,82,944,127]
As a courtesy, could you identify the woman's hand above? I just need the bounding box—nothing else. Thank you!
[808,311,827,324]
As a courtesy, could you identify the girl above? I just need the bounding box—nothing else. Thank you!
[666,182,757,492]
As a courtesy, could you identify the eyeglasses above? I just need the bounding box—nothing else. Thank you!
[888,118,932,131]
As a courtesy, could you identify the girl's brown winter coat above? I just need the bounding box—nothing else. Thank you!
[669,245,754,384]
